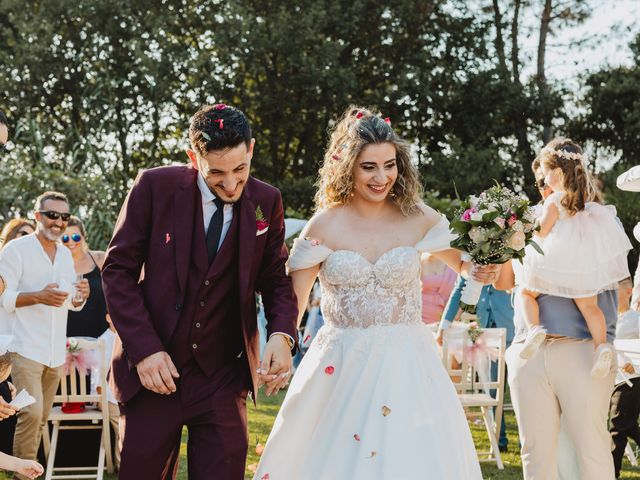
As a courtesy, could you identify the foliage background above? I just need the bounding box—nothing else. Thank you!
[0,0,638,271]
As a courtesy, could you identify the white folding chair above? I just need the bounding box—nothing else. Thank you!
[44,337,113,480]
[442,325,507,470]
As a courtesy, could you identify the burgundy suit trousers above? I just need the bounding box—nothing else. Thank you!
[118,357,249,480]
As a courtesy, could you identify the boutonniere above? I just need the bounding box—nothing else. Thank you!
[256,206,269,236]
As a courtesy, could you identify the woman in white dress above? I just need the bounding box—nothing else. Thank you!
[254,106,487,480]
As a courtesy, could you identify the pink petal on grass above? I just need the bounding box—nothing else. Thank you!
[354,434,361,441]
[324,366,335,375]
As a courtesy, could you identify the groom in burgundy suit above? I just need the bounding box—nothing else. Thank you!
[102,105,298,479]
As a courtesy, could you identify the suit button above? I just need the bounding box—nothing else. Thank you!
[195,323,201,328]
[204,280,210,286]
[199,301,206,307]
[175,303,182,311]
[192,343,198,349]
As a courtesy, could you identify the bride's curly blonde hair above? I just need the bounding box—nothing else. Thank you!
[315,105,423,216]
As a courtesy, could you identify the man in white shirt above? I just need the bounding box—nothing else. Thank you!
[0,191,89,478]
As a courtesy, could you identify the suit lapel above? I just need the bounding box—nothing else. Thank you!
[238,179,257,302]
[174,168,198,294]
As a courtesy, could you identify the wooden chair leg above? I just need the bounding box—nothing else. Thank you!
[96,432,106,480]
[45,422,60,480]
[481,406,504,470]
[626,442,638,466]
[102,420,113,474]
[42,421,51,460]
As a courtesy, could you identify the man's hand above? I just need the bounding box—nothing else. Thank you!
[35,283,69,307]
[470,263,502,285]
[8,381,16,400]
[0,397,18,420]
[72,278,90,306]
[257,335,293,397]
[136,351,179,395]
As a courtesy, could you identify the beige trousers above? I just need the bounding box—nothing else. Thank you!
[10,353,60,480]
[506,338,615,480]
[106,402,120,470]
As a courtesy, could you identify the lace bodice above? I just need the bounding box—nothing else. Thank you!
[287,215,457,329]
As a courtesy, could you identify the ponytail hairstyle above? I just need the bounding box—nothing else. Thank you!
[536,137,598,215]
[315,105,423,216]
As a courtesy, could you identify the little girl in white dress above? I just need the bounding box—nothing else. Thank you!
[519,141,632,377]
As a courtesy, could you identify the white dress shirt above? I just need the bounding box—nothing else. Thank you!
[0,233,82,367]
[197,173,233,250]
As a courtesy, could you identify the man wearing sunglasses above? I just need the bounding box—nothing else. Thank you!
[0,191,90,476]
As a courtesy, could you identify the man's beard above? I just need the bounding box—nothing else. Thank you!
[39,225,64,241]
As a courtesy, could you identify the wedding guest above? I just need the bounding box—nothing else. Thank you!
[0,220,35,250]
[420,254,456,324]
[0,192,89,479]
[610,277,640,479]
[0,219,33,455]
[0,344,43,479]
[498,139,619,480]
[63,216,109,338]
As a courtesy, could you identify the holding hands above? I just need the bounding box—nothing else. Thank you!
[258,334,293,397]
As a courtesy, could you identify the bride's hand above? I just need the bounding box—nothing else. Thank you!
[257,334,293,396]
[470,263,501,285]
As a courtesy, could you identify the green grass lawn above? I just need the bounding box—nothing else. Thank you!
[2,392,640,479]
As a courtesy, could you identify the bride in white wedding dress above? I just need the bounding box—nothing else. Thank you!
[254,107,486,480]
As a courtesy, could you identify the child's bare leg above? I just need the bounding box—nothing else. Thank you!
[520,289,541,329]
[574,296,606,347]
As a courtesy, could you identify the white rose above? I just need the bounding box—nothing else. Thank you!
[469,227,485,244]
[508,231,526,250]
[470,211,484,222]
[512,220,524,232]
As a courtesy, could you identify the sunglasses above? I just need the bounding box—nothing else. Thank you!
[38,210,71,222]
[62,233,82,243]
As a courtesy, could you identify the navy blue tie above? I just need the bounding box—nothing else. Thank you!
[206,197,225,263]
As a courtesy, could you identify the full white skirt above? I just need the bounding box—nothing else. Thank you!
[522,203,631,298]
[254,323,482,480]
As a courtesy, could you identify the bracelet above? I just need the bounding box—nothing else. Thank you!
[273,333,294,349]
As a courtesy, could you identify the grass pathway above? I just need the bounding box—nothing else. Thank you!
[3,391,639,479]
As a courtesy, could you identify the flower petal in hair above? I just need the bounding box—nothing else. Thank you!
[384,117,391,125]
[356,112,364,119]
[214,104,227,110]
[214,119,224,130]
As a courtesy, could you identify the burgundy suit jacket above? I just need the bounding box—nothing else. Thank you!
[102,165,298,403]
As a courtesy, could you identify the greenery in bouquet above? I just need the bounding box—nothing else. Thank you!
[449,184,542,265]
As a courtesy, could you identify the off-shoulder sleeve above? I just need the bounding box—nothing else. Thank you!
[286,238,334,273]
[415,215,457,254]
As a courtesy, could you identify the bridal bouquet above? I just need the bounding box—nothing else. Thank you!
[450,185,541,313]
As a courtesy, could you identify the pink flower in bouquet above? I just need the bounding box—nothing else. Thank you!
[508,231,526,250]
[461,208,475,221]
[494,217,506,229]
[507,214,518,226]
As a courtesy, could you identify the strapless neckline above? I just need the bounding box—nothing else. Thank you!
[328,245,416,266]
